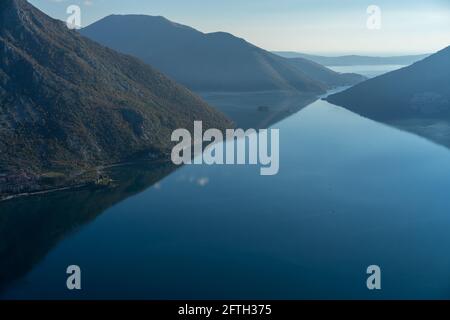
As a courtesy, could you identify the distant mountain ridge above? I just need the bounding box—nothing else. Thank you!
[287,57,366,87]
[0,0,230,196]
[81,15,365,93]
[273,52,430,66]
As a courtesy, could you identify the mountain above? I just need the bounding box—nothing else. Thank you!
[0,0,231,195]
[326,46,450,120]
[326,46,450,148]
[81,15,365,93]
[273,52,430,66]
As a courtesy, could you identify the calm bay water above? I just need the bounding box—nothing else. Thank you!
[1,65,450,299]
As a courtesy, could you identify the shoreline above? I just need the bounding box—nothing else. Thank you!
[0,158,172,203]
[0,184,89,202]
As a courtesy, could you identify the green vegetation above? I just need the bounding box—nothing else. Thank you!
[0,0,231,196]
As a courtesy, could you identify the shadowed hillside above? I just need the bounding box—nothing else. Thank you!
[0,0,231,195]
[81,15,365,93]
[326,46,450,120]
[326,46,450,148]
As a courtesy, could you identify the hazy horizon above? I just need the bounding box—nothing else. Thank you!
[29,0,450,56]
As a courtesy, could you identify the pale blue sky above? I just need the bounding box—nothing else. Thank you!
[30,0,450,55]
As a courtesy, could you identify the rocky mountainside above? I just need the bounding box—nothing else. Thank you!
[0,0,231,196]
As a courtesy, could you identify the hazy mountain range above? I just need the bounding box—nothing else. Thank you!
[0,0,230,196]
[81,15,366,93]
[273,52,430,66]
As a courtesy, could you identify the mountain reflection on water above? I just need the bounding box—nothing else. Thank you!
[0,161,177,293]
[1,65,450,299]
